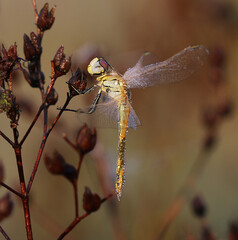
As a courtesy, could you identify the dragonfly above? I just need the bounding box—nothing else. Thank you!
[67,45,209,200]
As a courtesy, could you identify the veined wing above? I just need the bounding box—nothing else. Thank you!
[123,45,209,89]
[77,95,141,130]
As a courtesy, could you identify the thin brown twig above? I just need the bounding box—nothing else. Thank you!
[0,182,24,198]
[0,225,11,240]
[27,93,72,193]
[32,0,38,20]
[0,131,14,146]
[62,134,79,153]
[157,149,212,240]
[57,192,114,240]
[73,181,79,218]
[20,76,57,146]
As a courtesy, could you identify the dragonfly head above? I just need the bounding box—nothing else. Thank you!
[87,57,112,76]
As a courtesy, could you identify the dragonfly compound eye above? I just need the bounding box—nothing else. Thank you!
[88,57,107,76]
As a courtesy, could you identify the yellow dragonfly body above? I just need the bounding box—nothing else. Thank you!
[74,45,209,200]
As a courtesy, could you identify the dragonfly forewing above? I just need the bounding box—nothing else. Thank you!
[123,45,209,88]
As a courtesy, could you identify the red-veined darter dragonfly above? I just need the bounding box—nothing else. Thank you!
[68,45,209,200]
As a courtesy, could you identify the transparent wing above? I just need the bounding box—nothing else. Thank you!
[123,45,209,88]
[76,95,141,130]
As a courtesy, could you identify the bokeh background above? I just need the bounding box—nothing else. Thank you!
[0,0,238,239]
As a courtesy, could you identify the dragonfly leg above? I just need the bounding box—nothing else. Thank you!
[79,89,102,114]
[67,82,98,95]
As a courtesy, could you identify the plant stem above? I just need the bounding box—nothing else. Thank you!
[20,77,57,146]
[0,225,11,240]
[57,192,113,240]
[0,182,24,198]
[0,131,14,146]
[157,149,212,240]
[13,128,33,240]
[27,94,72,193]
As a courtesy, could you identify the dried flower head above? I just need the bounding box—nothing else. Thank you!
[76,124,97,154]
[45,151,77,183]
[52,46,71,78]
[68,68,87,96]
[23,33,42,61]
[0,193,14,222]
[37,3,56,31]
[0,43,18,83]
[83,187,101,213]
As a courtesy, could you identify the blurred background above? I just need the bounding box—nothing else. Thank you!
[0,0,238,239]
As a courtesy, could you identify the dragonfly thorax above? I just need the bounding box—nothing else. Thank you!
[87,57,112,76]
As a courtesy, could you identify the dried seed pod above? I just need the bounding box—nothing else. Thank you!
[45,151,66,175]
[0,193,14,222]
[191,195,207,218]
[37,3,56,31]
[52,46,71,78]
[23,33,41,61]
[83,187,101,213]
[46,87,58,105]
[76,124,97,154]
[44,151,77,183]
[68,68,87,96]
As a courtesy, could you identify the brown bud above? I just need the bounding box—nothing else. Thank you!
[68,68,87,96]
[52,46,71,78]
[46,87,58,105]
[7,43,18,61]
[83,187,101,213]
[37,3,56,31]
[191,195,207,218]
[45,151,66,175]
[44,151,77,183]
[0,193,14,222]
[63,164,77,183]
[0,44,18,82]
[76,124,97,154]
[23,33,41,61]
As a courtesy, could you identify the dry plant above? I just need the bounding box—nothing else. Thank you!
[0,1,113,239]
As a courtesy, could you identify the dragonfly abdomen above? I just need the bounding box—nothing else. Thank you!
[116,102,130,200]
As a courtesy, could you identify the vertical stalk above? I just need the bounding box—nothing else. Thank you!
[13,128,33,240]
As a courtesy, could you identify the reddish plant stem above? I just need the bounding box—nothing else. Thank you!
[0,182,24,198]
[57,193,113,240]
[27,94,72,193]
[73,181,79,218]
[32,0,38,20]
[0,131,14,146]
[0,225,11,240]
[20,77,57,146]
[13,128,33,240]
[62,135,79,153]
